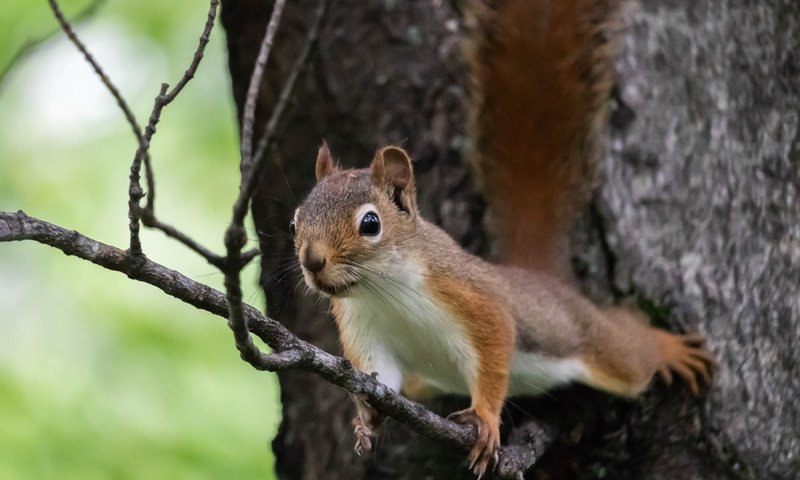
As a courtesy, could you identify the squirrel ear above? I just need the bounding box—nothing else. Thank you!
[315,141,338,182]
[370,146,416,215]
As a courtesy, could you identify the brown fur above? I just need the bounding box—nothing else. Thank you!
[466,0,624,279]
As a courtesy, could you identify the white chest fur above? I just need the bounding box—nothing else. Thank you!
[336,259,478,396]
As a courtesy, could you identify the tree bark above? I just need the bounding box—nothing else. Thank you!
[601,1,800,478]
[220,0,799,478]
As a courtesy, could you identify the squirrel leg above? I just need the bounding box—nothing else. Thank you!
[447,359,509,478]
[447,406,500,479]
[447,384,505,478]
[583,308,717,397]
[429,282,514,478]
[351,395,386,456]
[342,344,402,456]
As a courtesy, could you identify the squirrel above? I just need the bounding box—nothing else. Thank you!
[289,0,715,477]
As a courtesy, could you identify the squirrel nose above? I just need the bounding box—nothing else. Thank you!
[303,247,326,274]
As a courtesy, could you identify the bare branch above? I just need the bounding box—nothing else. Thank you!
[0,209,538,478]
[140,210,225,268]
[234,0,332,227]
[46,0,152,255]
[497,420,557,479]
[129,0,220,255]
[239,0,287,177]
[0,211,458,434]
[222,0,331,411]
[139,0,221,214]
[250,0,331,176]
[223,0,290,399]
[47,0,142,142]
[241,247,261,265]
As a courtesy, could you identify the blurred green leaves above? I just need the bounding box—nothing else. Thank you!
[0,0,279,478]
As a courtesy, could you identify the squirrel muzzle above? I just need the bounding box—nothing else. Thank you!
[299,240,356,297]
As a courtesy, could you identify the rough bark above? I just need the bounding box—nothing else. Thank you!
[603,1,800,478]
[220,0,799,478]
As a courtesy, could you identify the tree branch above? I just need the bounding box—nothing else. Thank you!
[50,0,221,259]
[235,0,332,228]
[0,210,538,479]
[47,0,142,142]
[129,0,221,257]
[497,420,557,480]
[250,0,330,176]
[140,211,226,269]
[222,0,330,393]
[46,0,153,256]
[239,0,287,180]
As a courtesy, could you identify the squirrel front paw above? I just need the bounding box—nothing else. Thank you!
[352,416,374,456]
[447,407,500,479]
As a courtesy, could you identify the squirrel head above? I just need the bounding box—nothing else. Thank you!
[292,143,418,297]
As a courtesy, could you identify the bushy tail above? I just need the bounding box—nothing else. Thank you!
[466,0,625,279]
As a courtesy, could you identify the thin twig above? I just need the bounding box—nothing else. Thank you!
[239,0,287,177]
[45,0,152,255]
[141,212,259,270]
[127,82,167,255]
[0,209,538,479]
[223,0,330,396]
[47,0,143,141]
[224,0,289,389]
[128,0,220,255]
[223,219,266,369]
[232,0,332,228]
[0,0,106,90]
[140,211,226,269]
[250,0,331,189]
[140,0,220,214]
[241,247,261,265]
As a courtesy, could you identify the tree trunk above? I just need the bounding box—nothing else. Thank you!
[220,0,799,478]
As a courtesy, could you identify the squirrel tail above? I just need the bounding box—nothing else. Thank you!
[466,0,625,279]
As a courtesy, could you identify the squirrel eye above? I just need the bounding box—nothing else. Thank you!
[289,218,296,236]
[359,212,381,236]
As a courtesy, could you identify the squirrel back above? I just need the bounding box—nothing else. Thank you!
[466,0,624,279]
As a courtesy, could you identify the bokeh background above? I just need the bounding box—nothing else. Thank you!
[0,0,280,478]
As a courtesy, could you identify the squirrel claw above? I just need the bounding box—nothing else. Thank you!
[352,417,373,456]
[658,332,717,397]
[447,407,481,426]
[447,407,500,479]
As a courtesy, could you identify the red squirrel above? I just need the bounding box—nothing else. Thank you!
[290,0,715,477]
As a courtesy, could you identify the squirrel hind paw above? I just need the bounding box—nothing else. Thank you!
[447,408,500,479]
[657,332,718,397]
[352,417,374,456]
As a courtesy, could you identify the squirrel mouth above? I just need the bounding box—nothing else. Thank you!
[314,279,357,297]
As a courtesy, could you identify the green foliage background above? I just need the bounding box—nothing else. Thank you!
[0,1,280,478]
